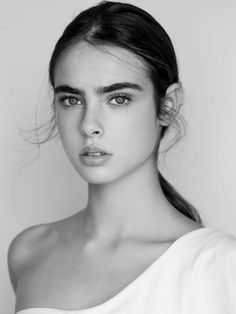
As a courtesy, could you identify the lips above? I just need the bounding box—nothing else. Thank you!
[79,146,112,156]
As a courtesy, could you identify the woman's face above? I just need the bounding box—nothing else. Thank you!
[53,42,161,183]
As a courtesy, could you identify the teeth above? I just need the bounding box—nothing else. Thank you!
[84,152,106,156]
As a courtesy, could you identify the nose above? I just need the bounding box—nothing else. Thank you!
[79,104,104,139]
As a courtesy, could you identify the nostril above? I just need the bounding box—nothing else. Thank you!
[79,128,101,137]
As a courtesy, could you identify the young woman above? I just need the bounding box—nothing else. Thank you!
[8,1,236,313]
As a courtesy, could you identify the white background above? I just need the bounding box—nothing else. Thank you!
[1,0,236,312]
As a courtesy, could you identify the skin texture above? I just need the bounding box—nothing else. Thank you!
[54,43,160,186]
[54,42,195,242]
[9,42,202,312]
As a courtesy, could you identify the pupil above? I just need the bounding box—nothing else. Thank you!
[116,97,124,104]
[69,97,77,105]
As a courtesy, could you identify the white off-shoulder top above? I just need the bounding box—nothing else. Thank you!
[16,227,236,314]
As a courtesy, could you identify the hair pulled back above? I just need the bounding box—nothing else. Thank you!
[46,1,202,223]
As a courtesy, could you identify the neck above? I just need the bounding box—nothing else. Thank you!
[82,157,176,242]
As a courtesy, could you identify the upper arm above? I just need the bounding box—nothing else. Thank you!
[7,224,50,293]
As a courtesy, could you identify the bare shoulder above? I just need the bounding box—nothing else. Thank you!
[7,211,85,293]
[7,223,53,293]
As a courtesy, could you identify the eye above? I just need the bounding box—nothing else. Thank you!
[58,95,82,107]
[108,93,131,107]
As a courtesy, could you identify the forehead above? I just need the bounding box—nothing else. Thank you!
[54,42,151,88]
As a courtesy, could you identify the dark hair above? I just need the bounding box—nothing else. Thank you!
[28,1,202,224]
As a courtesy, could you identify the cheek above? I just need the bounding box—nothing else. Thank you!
[55,111,81,154]
[118,107,159,161]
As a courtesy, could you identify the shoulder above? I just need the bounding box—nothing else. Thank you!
[7,211,85,293]
[194,227,236,255]
[185,228,236,311]
[7,223,54,292]
[185,227,236,263]
[183,227,236,290]
[208,228,236,266]
[165,228,236,312]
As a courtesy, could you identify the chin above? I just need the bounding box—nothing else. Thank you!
[75,166,114,183]
[77,165,133,185]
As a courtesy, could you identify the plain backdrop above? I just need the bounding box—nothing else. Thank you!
[1,0,236,312]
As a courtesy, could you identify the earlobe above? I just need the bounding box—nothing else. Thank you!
[158,83,183,126]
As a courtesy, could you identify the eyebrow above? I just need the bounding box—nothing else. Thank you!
[54,82,143,96]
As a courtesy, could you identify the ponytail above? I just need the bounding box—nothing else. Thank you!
[158,171,202,224]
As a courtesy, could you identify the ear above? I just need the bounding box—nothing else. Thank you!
[158,83,183,127]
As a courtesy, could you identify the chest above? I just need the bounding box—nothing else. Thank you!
[16,241,171,311]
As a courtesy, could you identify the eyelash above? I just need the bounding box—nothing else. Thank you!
[57,93,131,109]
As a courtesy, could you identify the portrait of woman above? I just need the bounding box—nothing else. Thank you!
[4,1,236,313]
